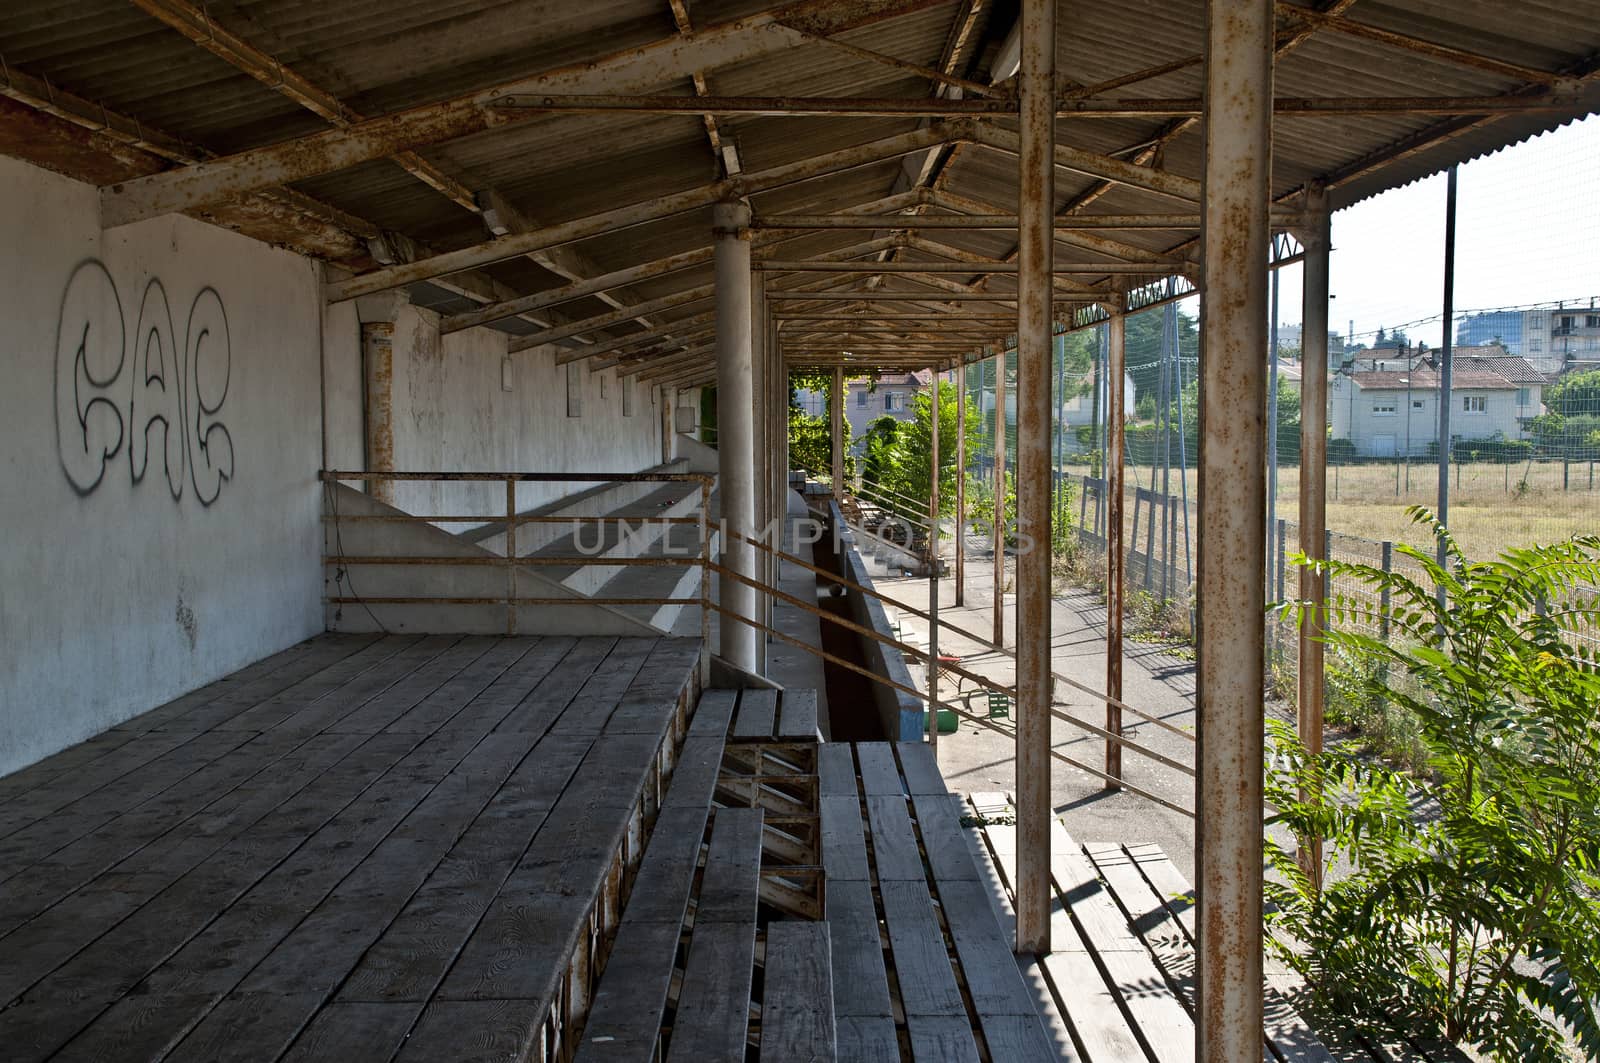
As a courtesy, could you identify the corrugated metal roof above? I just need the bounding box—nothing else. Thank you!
[0,0,1595,370]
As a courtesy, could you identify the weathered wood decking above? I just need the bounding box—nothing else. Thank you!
[0,633,702,1063]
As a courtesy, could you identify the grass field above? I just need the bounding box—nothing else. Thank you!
[1062,457,1600,563]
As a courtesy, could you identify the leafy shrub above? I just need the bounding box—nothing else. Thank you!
[1269,511,1600,1061]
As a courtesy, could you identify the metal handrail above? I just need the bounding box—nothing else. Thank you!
[319,470,713,650]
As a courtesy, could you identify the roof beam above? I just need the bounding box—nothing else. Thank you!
[965,123,1201,202]
[99,0,946,227]
[545,312,718,360]
[323,123,964,302]
[666,0,741,177]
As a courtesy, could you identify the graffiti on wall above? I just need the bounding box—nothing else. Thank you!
[54,260,235,505]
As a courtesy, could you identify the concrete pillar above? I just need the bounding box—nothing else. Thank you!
[751,277,769,674]
[1105,305,1127,789]
[714,199,759,671]
[1014,0,1055,957]
[355,292,409,507]
[830,367,845,492]
[1297,187,1331,882]
[955,361,967,606]
[1196,1,1273,1057]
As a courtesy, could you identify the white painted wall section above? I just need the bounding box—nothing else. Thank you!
[0,155,323,777]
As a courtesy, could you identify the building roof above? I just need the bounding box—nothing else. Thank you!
[2,1,1597,381]
[1348,369,1516,390]
[1454,352,1547,384]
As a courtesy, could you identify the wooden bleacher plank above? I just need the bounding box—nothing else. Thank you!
[337,734,593,1005]
[393,998,541,1063]
[489,636,614,734]
[895,741,948,795]
[905,1013,982,1063]
[760,921,836,1062]
[879,879,964,1017]
[821,794,870,882]
[689,689,738,738]
[279,1001,422,1062]
[818,743,856,796]
[380,638,546,734]
[220,633,453,733]
[865,795,924,882]
[574,920,683,1062]
[910,793,980,884]
[692,807,764,923]
[973,806,1147,1063]
[663,736,724,810]
[732,688,778,740]
[666,808,764,1063]
[1047,819,1195,1063]
[776,689,819,740]
[936,879,1057,1049]
[855,743,903,796]
[825,878,895,1022]
[549,637,659,735]
[837,1016,900,1062]
[329,636,499,733]
[616,804,709,927]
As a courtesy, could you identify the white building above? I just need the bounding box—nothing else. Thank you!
[1330,361,1541,458]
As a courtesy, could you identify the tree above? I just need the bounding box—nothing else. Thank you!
[1269,512,1600,1060]
[1545,369,1600,419]
[878,386,982,520]
[858,415,899,494]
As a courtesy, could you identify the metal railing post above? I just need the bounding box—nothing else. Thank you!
[700,477,712,682]
[1106,307,1127,790]
[505,477,517,636]
[928,365,941,755]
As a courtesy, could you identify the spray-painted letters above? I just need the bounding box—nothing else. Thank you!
[54,260,235,505]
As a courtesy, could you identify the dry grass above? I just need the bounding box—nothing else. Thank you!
[1064,458,1600,562]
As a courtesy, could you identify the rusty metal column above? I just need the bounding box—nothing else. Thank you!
[955,360,968,607]
[1197,1,1273,1058]
[1014,0,1055,957]
[360,322,396,506]
[662,385,677,464]
[714,199,759,672]
[992,346,1007,647]
[928,364,941,755]
[1105,304,1127,789]
[830,367,845,494]
[1297,187,1331,882]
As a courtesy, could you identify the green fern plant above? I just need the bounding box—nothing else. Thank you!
[1267,508,1600,1061]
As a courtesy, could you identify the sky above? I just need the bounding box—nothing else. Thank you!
[1267,112,1600,350]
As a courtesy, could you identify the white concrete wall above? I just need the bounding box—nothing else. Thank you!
[0,156,324,776]
[322,300,668,522]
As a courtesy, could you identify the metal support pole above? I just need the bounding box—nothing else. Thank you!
[1197,1,1272,1056]
[1014,0,1055,957]
[956,361,968,607]
[714,199,759,672]
[1437,166,1458,588]
[1297,187,1331,885]
[662,385,677,464]
[993,346,1008,647]
[1268,267,1280,591]
[1105,307,1128,789]
[928,365,941,755]
[830,367,845,493]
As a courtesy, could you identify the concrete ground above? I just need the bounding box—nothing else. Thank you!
[865,540,1204,882]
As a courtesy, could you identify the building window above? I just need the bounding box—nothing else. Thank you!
[1588,315,1600,329]
[1463,395,1486,413]
[1372,402,1397,416]
[885,392,903,412]
[1530,338,1543,352]
[1515,387,1531,406]
[1412,399,1425,409]
[856,391,868,408]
